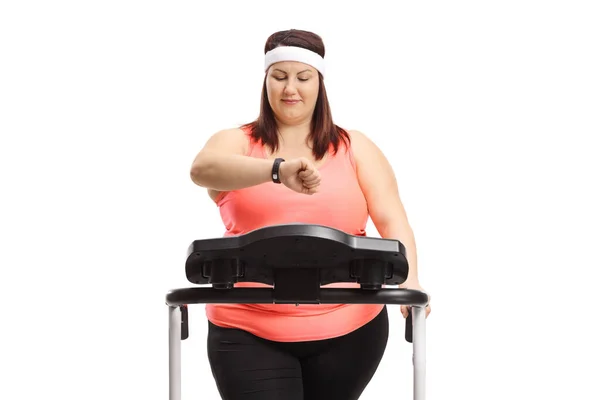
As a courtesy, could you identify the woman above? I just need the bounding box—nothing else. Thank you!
[190,28,431,400]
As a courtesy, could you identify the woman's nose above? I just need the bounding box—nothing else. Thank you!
[283,82,297,95]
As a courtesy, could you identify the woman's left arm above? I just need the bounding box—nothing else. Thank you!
[349,130,430,317]
[350,129,420,284]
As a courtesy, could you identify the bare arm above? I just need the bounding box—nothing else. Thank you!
[190,128,275,191]
[350,130,421,284]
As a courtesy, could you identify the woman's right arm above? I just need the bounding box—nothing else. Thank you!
[190,128,275,191]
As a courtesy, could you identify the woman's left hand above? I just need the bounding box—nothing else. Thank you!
[399,280,431,319]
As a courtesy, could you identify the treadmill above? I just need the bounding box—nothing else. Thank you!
[166,223,429,399]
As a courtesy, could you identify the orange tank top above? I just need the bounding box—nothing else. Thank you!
[205,128,384,342]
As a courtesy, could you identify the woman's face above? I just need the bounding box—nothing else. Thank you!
[266,61,320,126]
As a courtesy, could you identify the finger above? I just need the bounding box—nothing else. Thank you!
[302,172,321,183]
[303,184,320,194]
[298,164,317,174]
[300,174,321,182]
[303,180,321,190]
[298,169,318,180]
[297,157,313,171]
[302,174,320,184]
[400,305,408,318]
[303,180,320,189]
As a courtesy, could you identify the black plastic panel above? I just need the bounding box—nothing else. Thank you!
[185,224,409,290]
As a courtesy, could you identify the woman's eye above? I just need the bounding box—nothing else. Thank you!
[272,76,309,82]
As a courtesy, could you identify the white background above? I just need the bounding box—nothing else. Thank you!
[1,1,599,399]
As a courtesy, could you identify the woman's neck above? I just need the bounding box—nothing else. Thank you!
[276,121,312,147]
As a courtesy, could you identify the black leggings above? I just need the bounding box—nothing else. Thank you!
[206,306,389,400]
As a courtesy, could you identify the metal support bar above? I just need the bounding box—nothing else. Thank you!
[166,287,428,400]
[412,305,426,400]
[169,306,181,400]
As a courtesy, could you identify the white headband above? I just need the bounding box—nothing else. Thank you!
[264,46,326,78]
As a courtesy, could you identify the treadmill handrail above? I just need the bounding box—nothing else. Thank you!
[165,287,429,307]
[165,286,428,344]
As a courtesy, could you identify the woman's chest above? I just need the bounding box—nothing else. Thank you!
[221,166,368,234]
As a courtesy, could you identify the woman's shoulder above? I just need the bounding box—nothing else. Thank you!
[344,129,388,166]
[205,126,256,155]
[346,129,366,141]
[345,129,374,154]
[212,126,250,140]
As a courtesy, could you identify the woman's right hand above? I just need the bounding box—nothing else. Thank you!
[279,157,321,195]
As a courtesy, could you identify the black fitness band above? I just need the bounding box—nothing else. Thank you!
[271,158,285,184]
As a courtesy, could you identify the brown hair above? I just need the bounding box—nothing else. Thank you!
[241,29,350,160]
